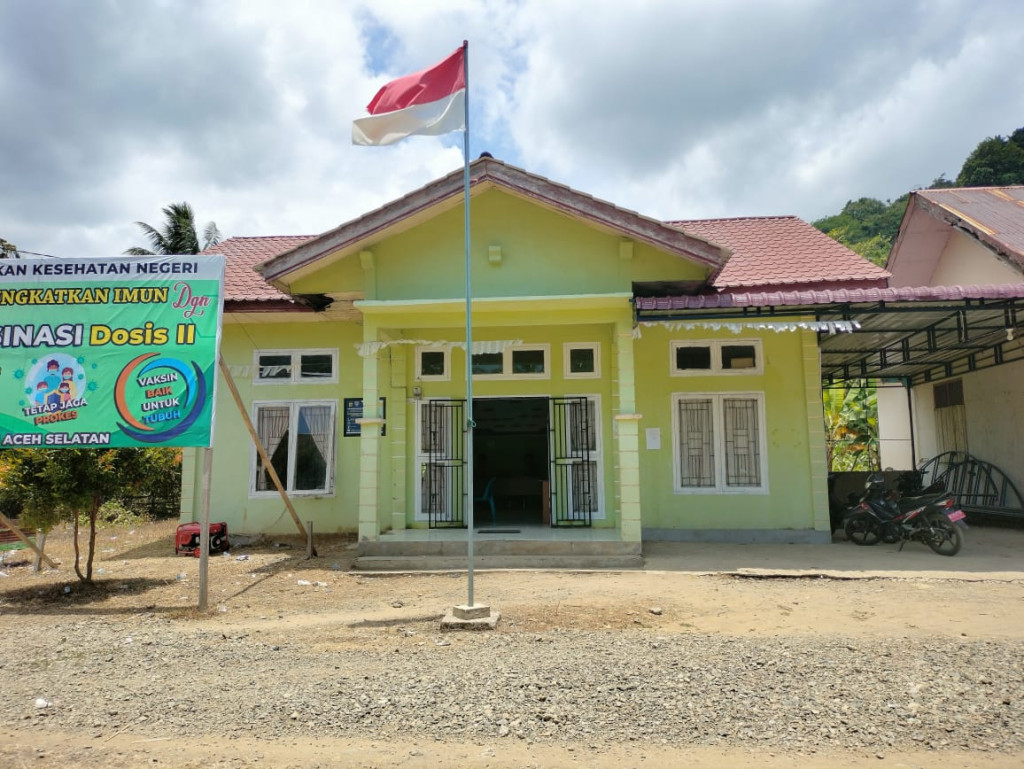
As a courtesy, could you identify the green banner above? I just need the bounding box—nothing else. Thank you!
[0,255,224,448]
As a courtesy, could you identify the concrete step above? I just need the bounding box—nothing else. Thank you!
[357,539,641,558]
[351,553,644,572]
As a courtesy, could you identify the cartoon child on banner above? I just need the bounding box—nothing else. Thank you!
[26,354,87,410]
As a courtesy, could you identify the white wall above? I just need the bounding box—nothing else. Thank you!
[962,361,1024,493]
[930,230,1022,286]
[910,382,938,468]
[876,385,914,470]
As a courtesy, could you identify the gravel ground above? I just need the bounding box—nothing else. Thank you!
[2,612,1022,753]
[2,522,1023,768]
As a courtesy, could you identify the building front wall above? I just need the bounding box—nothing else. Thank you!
[182,319,365,535]
[633,323,828,540]
[381,320,620,530]
[187,191,833,541]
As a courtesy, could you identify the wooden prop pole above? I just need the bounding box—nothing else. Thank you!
[217,357,312,547]
[0,510,56,569]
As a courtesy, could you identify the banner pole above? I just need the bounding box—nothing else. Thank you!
[198,446,212,612]
[461,39,475,608]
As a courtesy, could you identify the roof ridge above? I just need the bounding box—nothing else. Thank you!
[219,234,317,242]
[920,185,1024,193]
[668,215,799,224]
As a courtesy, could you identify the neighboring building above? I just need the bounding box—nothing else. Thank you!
[880,187,1024,491]
[182,157,893,549]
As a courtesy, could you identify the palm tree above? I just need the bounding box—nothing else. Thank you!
[125,202,221,255]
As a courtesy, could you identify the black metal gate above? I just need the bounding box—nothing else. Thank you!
[550,396,595,526]
[421,399,465,528]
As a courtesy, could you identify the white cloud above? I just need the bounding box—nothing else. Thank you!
[1,0,1022,257]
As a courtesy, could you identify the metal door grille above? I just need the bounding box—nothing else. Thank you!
[421,399,465,528]
[550,396,595,526]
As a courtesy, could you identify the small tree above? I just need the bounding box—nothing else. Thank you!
[1,448,176,582]
[823,384,879,472]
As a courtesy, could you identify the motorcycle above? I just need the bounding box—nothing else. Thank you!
[843,472,966,556]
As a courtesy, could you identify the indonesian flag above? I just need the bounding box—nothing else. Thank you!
[352,47,466,146]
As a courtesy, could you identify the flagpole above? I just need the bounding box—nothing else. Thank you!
[461,39,475,608]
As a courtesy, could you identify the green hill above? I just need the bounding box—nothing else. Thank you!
[814,127,1024,266]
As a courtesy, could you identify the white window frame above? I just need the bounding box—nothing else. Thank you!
[249,399,337,497]
[563,342,601,379]
[253,348,338,384]
[669,339,763,376]
[671,391,768,495]
[471,343,551,380]
[415,346,450,381]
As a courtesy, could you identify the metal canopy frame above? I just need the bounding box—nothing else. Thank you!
[635,296,1024,387]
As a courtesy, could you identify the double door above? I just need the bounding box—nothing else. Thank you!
[418,396,598,528]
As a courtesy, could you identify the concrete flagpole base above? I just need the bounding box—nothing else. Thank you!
[440,603,499,631]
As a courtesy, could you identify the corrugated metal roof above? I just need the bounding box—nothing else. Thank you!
[669,216,890,290]
[916,186,1024,267]
[636,283,1024,386]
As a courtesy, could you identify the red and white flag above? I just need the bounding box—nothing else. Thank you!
[352,47,466,146]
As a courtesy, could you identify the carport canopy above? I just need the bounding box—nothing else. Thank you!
[634,284,1024,387]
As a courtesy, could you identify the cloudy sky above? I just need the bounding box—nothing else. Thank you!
[2,0,1022,258]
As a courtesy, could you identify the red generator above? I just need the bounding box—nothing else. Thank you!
[175,522,230,557]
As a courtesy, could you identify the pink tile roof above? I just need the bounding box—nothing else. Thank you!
[636,283,1024,311]
[203,236,314,302]
[213,215,890,305]
[669,216,890,290]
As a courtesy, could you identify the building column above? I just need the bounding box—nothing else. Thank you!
[614,318,642,543]
[802,329,830,533]
[389,343,408,531]
[357,322,384,541]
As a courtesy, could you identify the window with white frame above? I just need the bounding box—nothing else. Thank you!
[254,349,338,384]
[415,346,450,381]
[672,392,767,493]
[252,401,336,495]
[563,342,600,379]
[670,340,762,375]
[470,344,550,379]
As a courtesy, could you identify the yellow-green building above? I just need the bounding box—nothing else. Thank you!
[182,158,888,558]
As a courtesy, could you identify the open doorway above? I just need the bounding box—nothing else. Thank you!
[473,397,549,527]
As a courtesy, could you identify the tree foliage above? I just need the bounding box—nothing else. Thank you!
[823,385,879,472]
[956,129,1024,187]
[125,202,221,256]
[0,448,180,582]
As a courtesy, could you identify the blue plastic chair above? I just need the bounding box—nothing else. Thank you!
[475,477,497,524]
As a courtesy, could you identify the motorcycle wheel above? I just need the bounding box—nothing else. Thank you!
[923,512,963,556]
[844,512,881,546]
